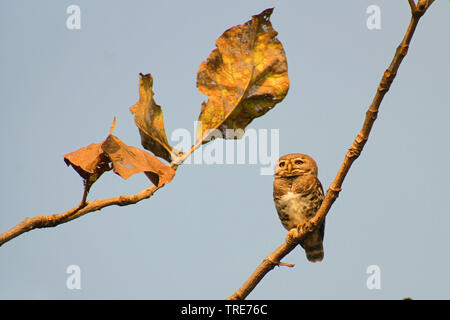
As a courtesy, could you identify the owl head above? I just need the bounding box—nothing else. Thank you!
[274,153,318,178]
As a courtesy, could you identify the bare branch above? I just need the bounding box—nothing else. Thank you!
[408,0,416,11]
[0,184,160,247]
[227,2,435,300]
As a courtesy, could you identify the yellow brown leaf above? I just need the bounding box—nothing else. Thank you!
[130,73,176,162]
[65,133,175,187]
[64,143,111,183]
[196,8,289,143]
[101,135,175,186]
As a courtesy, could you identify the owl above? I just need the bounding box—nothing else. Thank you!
[273,153,325,262]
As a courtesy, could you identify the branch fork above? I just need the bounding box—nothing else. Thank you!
[410,0,434,17]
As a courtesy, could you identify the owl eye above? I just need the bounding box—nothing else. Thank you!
[279,161,286,167]
[294,160,304,165]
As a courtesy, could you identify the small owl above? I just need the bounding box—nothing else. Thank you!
[273,153,325,262]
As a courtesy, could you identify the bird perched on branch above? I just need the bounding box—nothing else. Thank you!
[273,153,325,262]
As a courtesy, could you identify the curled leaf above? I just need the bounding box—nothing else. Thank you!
[101,135,175,186]
[64,134,175,187]
[64,143,111,183]
[130,73,176,162]
[196,8,289,143]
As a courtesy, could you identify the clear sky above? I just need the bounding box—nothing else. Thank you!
[1,0,449,299]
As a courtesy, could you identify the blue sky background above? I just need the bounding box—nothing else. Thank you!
[1,0,449,299]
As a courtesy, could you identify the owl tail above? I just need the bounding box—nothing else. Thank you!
[301,232,324,262]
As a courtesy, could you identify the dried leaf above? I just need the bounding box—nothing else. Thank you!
[65,134,175,187]
[64,143,111,183]
[130,73,176,162]
[196,8,289,143]
[101,135,175,186]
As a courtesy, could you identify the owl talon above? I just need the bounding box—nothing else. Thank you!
[297,222,312,234]
[285,228,299,244]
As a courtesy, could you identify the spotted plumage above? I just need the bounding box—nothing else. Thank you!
[273,153,325,262]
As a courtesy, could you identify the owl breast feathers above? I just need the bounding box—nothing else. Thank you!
[273,153,325,262]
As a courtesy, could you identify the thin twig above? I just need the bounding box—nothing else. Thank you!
[264,257,295,268]
[277,262,295,268]
[79,181,91,207]
[226,0,434,300]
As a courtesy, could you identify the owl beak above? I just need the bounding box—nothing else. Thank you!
[287,162,292,174]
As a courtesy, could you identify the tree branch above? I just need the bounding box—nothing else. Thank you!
[226,0,434,300]
[0,185,159,247]
[0,141,200,247]
[0,6,278,248]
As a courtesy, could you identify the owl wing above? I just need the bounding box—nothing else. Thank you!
[319,216,325,241]
[317,178,325,241]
